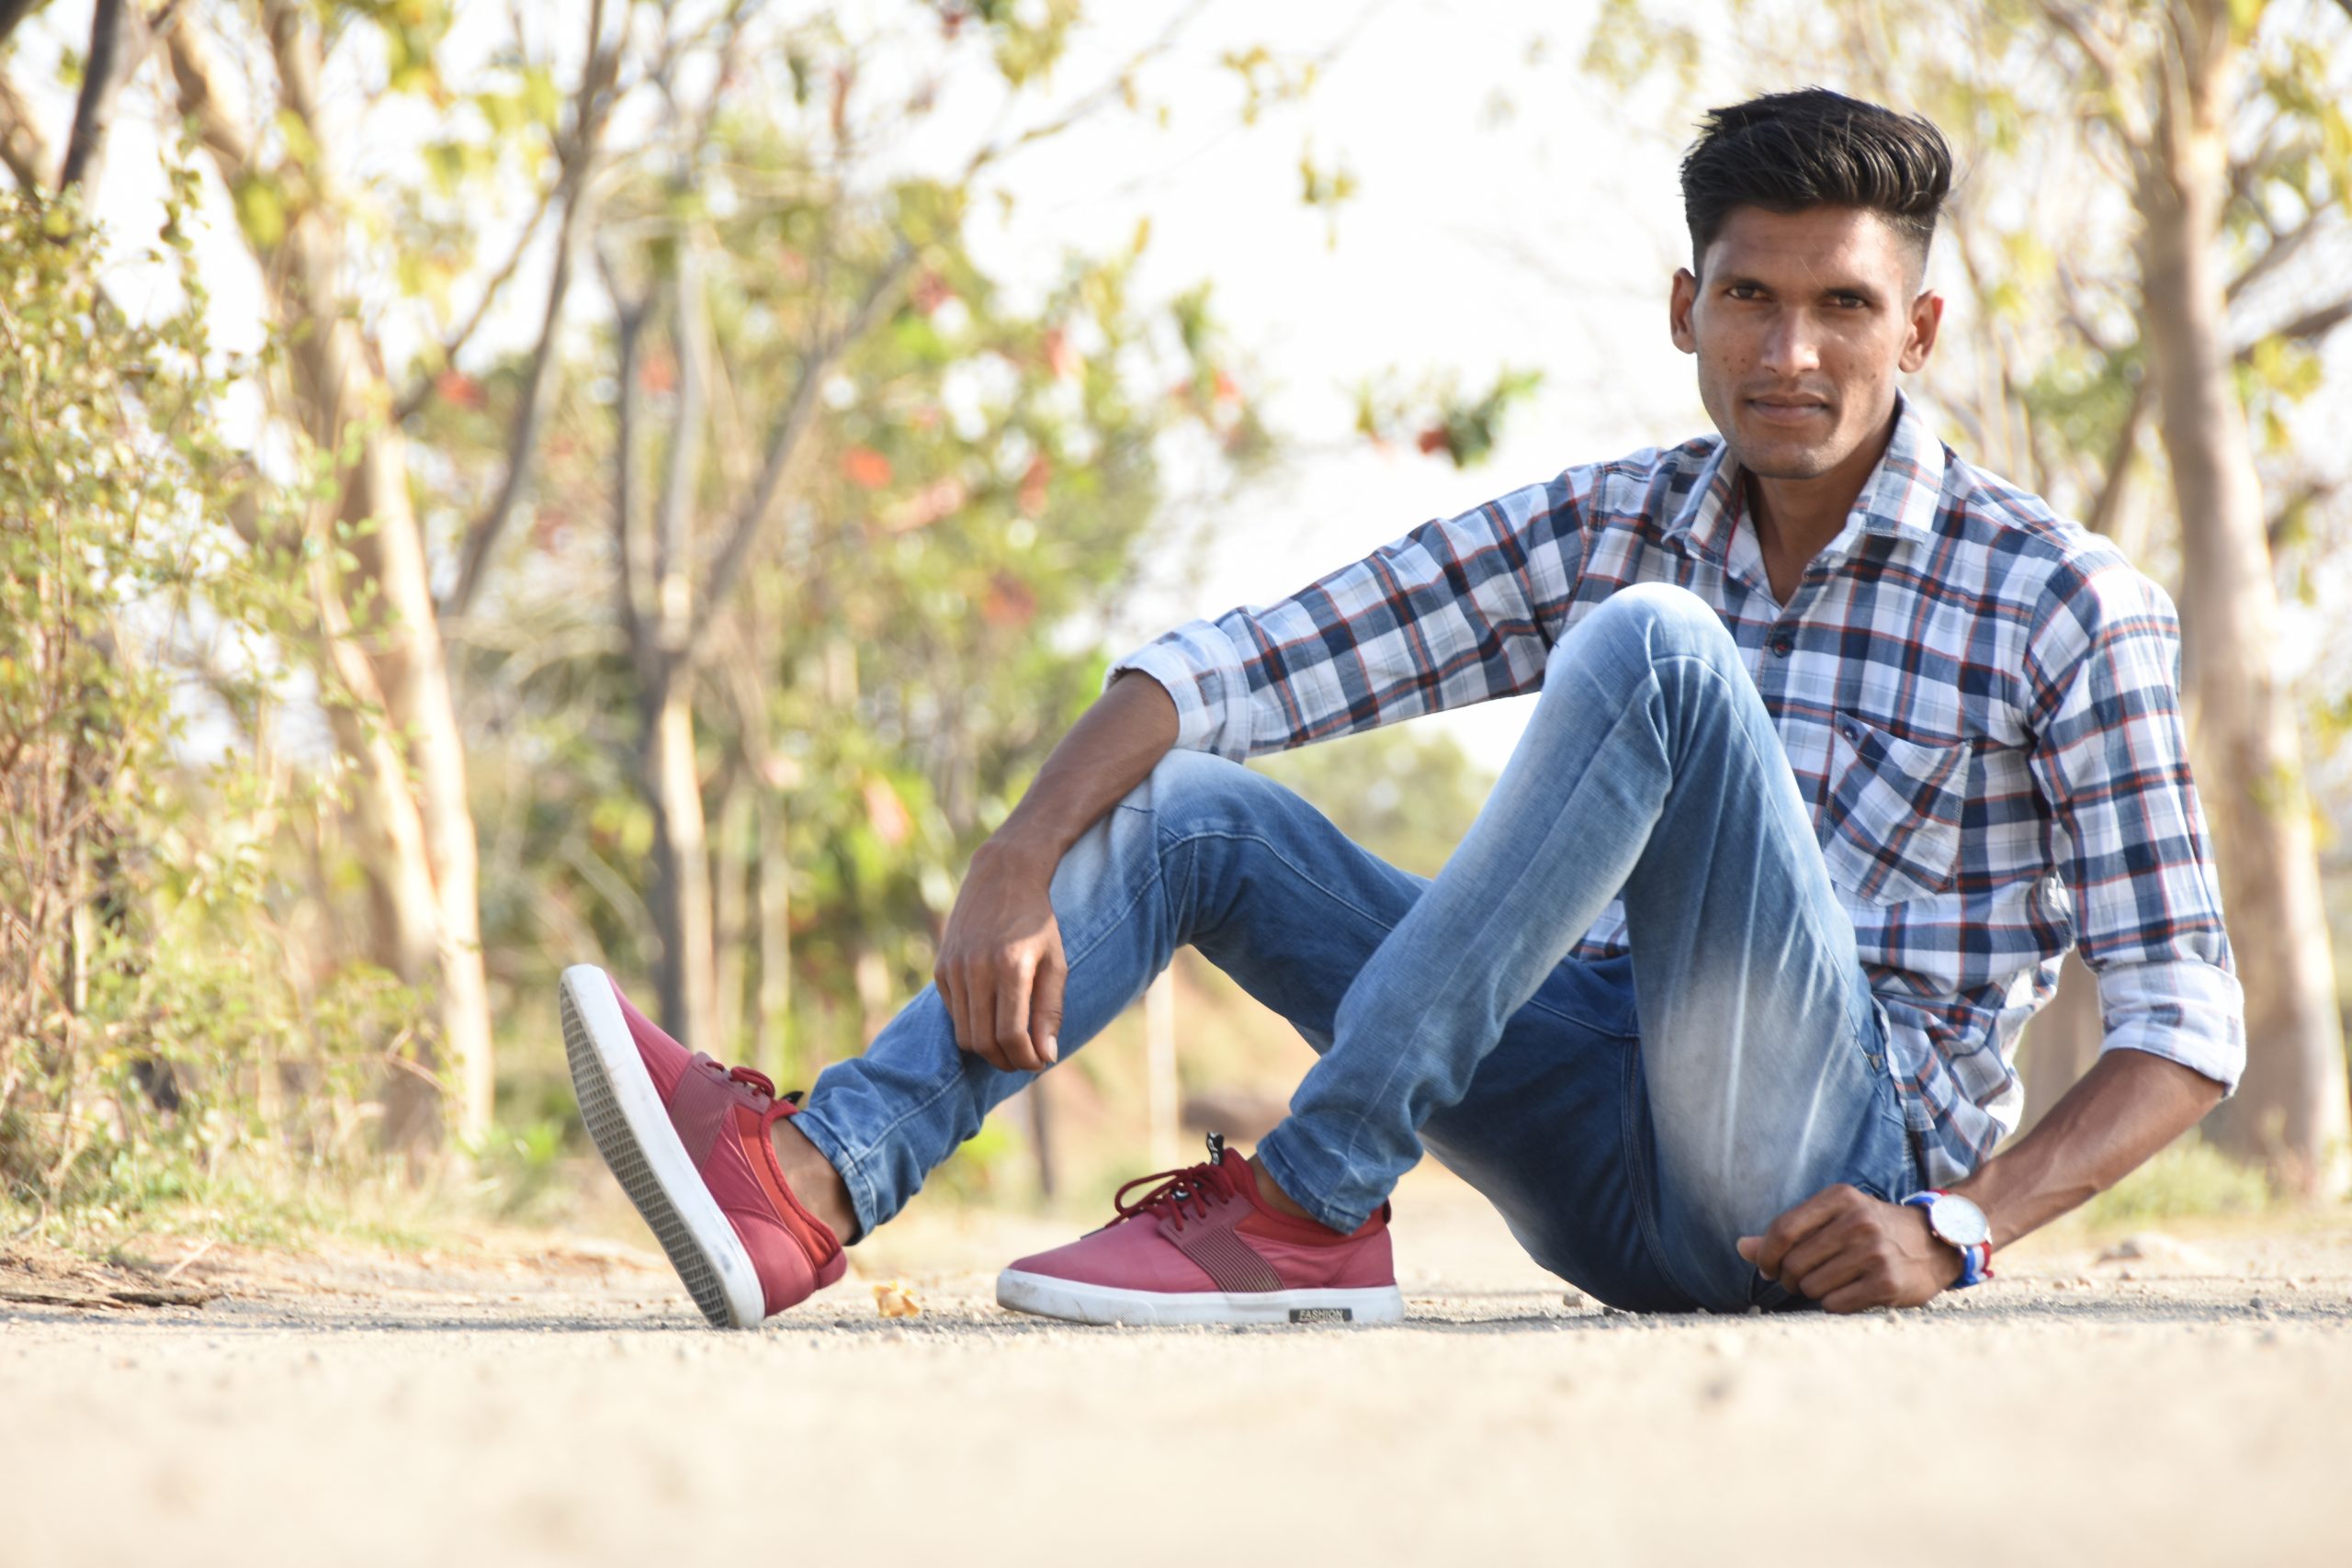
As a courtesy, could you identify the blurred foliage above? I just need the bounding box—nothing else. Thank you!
[1,0,1535,1240]
[0,181,413,1231]
[2076,1136,2277,1228]
[1353,366,1544,469]
[430,54,1275,1115]
[1254,724,1500,881]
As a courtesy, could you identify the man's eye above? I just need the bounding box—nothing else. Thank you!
[1727,284,1761,299]
[1833,293,1869,308]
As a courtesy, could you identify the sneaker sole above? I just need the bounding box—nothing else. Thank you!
[560,964,766,1331]
[994,1269,1405,1327]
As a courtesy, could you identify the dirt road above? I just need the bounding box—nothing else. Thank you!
[6,1173,2350,1567]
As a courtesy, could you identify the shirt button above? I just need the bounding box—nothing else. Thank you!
[1770,632,1793,657]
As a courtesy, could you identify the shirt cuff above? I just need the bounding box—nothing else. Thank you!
[2094,956,2247,1095]
[1105,618,1258,761]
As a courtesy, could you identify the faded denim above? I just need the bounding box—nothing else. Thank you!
[794,583,1918,1312]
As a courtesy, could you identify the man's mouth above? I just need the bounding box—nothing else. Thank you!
[1745,395,1832,427]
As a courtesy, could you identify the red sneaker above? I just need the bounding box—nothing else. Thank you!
[996,1134,1404,1326]
[560,964,845,1329]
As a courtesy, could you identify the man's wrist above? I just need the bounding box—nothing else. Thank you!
[973,828,1063,880]
[1902,1190,1994,1288]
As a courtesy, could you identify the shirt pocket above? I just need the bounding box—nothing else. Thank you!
[1818,714,1974,905]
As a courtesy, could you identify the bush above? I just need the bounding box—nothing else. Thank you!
[0,186,407,1230]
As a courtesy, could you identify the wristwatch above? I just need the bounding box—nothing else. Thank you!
[1901,1189,1994,1287]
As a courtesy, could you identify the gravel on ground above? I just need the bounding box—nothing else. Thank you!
[6,1168,2349,1567]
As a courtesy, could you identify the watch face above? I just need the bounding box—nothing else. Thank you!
[1928,1193,1991,1248]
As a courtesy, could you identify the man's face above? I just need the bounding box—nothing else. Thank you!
[1669,205,1942,482]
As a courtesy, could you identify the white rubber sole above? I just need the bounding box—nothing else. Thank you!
[560,964,766,1331]
[996,1269,1405,1327]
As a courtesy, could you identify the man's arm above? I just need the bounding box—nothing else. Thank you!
[933,468,1600,1073]
[931,671,1177,1073]
[1739,1050,2222,1311]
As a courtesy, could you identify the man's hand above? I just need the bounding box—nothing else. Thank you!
[1736,1185,1962,1312]
[926,665,1179,1076]
[932,837,1067,1073]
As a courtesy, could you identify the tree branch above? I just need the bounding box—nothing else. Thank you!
[2226,204,2325,305]
[603,247,650,672]
[58,0,142,196]
[2082,369,2150,538]
[0,0,38,51]
[682,242,912,669]
[2036,1,2149,153]
[2242,294,2352,358]
[959,5,1197,183]
[0,64,53,192]
[2267,474,2342,552]
[651,232,707,659]
[159,8,257,175]
[436,0,620,620]
[391,179,557,423]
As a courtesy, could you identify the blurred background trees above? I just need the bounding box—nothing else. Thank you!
[0,0,1505,1225]
[4,0,2347,1230]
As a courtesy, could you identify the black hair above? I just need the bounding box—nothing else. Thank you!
[1679,88,1952,276]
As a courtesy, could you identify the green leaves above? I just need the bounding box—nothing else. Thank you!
[2,184,351,1216]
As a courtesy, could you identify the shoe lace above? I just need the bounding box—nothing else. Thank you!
[703,1057,802,1110]
[1112,1134,1237,1233]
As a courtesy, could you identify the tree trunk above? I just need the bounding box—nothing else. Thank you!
[712,781,751,1060]
[754,781,793,1084]
[164,11,497,1148]
[644,677,719,1055]
[2134,0,2349,1194]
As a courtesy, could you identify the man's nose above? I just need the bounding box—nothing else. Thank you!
[1759,310,1824,376]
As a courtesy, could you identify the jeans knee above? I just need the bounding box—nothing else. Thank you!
[1574,582,1733,667]
[1534,584,1740,732]
[1127,747,1261,834]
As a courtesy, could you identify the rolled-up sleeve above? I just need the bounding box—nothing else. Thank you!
[1106,475,1589,761]
[2024,551,2245,1091]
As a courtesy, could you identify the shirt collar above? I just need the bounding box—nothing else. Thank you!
[1664,393,1946,566]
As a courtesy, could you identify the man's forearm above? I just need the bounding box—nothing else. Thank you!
[986,670,1182,870]
[1950,1048,2226,1251]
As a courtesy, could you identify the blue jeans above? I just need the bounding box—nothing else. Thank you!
[794,583,1919,1312]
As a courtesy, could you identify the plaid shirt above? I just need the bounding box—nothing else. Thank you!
[1113,398,2245,1186]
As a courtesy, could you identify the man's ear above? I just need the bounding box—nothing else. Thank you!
[1670,267,1700,355]
[1899,288,1944,373]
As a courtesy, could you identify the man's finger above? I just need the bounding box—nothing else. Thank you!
[1776,1216,1863,1289]
[1752,1186,1857,1279]
[993,953,1042,1072]
[1819,1276,1894,1314]
[1793,1247,1874,1303]
[1029,946,1066,1066]
[936,969,970,1055]
[958,965,1004,1070]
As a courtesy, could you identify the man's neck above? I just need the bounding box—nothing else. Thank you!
[1740,407,1901,604]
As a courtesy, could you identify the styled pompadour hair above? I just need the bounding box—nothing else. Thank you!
[1679,88,1952,276]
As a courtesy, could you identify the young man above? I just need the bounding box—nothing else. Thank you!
[561,89,2245,1329]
